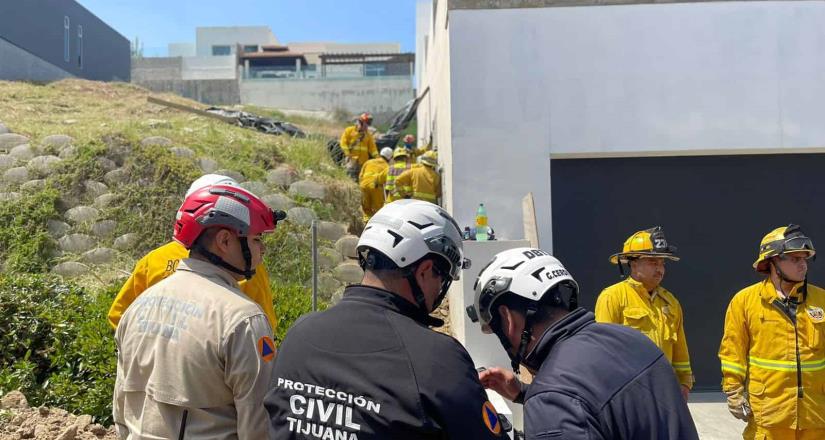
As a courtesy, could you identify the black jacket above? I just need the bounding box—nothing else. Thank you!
[264,285,505,439]
[522,308,699,440]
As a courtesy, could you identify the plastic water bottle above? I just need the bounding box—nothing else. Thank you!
[475,203,488,241]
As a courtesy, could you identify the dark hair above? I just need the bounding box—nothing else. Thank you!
[190,227,222,256]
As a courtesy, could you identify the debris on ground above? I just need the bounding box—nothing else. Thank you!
[205,107,306,138]
[0,391,117,440]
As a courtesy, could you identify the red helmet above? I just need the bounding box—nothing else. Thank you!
[358,112,373,125]
[174,184,284,249]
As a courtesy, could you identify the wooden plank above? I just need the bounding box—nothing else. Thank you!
[522,192,540,248]
[146,96,238,124]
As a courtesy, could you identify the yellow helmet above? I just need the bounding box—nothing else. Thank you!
[609,226,679,264]
[753,224,815,273]
[392,147,409,159]
[420,150,438,168]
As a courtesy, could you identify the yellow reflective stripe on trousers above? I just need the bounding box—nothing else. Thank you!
[413,191,436,202]
[721,359,747,376]
[749,356,825,372]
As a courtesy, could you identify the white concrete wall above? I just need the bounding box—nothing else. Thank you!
[239,77,414,114]
[415,0,431,91]
[181,56,237,80]
[196,26,278,56]
[420,0,825,251]
[416,0,454,211]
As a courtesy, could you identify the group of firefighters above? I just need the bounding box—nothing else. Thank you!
[104,178,824,438]
[339,112,441,221]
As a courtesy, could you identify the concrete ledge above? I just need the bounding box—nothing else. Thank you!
[449,0,807,9]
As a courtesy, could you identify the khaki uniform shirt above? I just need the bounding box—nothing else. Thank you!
[114,259,275,439]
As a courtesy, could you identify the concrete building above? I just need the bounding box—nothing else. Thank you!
[0,0,130,82]
[418,0,825,402]
[195,26,278,57]
[288,41,401,65]
[134,26,414,115]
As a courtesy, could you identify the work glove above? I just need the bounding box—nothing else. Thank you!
[724,385,751,421]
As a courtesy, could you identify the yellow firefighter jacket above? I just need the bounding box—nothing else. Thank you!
[339,125,378,166]
[719,279,825,430]
[595,277,694,388]
[107,241,277,333]
[393,164,440,204]
[359,157,389,220]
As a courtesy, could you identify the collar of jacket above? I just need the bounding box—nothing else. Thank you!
[341,285,444,327]
[624,277,669,302]
[522,307,594,370]
[759,278,804,302]
[176,258,239,290]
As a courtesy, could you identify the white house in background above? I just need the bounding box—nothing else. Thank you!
[135,26,414,114]
[418,0,825,418]
[195,26,279,57]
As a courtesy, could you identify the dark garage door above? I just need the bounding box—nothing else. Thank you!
[551,153,825,390]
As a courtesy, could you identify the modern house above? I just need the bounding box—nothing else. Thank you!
[132,26,414,115]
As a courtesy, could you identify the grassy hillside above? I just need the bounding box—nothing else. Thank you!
[0,79,361,423]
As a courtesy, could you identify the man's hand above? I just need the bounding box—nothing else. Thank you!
[680,385,690,401]
[724,385,751,421]
[478,367,522,402]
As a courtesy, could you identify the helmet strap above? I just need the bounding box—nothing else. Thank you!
[492,303,538,375]
[404,268,430,315]
[193,239,256,281]
[770,259,805,301]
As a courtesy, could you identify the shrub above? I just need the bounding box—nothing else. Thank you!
[0,274,117,424]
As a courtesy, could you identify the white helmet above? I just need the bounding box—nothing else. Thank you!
[357,200,471,311]
[379,147,393,160]
[185,174,238,198]
[468,247,579,372]
[468,248,579,333]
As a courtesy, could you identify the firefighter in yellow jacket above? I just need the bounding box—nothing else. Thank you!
[339,112,378,180]
[719,224,825,439]
[107,174,279,333]
[401,134,428,160]
[359,147,393,222]
[595,227,694,400]
[393,150,441,204]
[379,146,413,203]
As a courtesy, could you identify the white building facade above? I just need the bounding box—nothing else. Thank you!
[418,0,825,403]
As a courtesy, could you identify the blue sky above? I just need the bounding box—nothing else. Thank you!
[76,0,418,56]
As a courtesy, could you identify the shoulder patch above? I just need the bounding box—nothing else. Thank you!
[481,400,502,435]
[258,336,275,362]
[808,306,824,323]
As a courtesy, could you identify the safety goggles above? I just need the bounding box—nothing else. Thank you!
[467,275,512,325]
[781,236,815,254]
[425,235,471,281]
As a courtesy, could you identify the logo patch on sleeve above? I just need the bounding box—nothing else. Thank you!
[808,306,824,323]
[258,336,275,362]
[482,400,501,435]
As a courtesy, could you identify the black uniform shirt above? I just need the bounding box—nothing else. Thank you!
[264,285,505,440]
[523,308,699,440]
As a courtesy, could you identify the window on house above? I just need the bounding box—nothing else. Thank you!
[77,25,83,69]
[243,45,258,53]
[64,16,70,62]
[212,45,231,56]
[365,63,386,77]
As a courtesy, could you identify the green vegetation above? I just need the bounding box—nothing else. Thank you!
[0,79,358,421]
